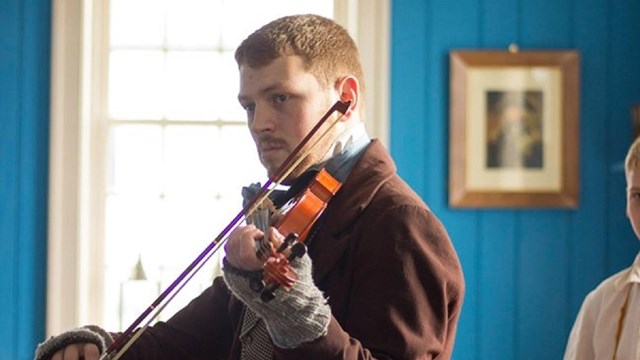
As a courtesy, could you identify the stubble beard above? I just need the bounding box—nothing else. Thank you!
[260,96,340,182]
[260,130,335,184]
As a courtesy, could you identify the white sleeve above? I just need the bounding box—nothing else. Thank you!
[563,291,597,360]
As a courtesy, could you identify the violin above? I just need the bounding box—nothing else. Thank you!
[104,100,352,360]
[250,167,342,302]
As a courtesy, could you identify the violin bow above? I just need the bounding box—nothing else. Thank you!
[103,100,351,360]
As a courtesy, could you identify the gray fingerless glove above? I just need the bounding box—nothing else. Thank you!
[34,325,113,360]
[223,253,331,348]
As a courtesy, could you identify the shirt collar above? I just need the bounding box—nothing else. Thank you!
[317,122,370,183]
[614,251,640,290]
[242,123,370,208]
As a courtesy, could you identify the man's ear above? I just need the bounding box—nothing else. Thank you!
[335,76,359,119]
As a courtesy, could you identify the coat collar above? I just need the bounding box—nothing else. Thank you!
[309,139,397,282]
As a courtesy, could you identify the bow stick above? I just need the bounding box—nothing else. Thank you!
[103,100,351,360]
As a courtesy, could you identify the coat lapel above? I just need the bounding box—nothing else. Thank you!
[309,139,396,283]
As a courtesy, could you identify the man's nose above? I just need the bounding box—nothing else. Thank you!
[250,105,275,133]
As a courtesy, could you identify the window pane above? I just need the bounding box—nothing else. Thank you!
[109,50,165,120]
[218,52,245,121]
[217,125,265,193]
[164,125,219,194]
[103,194,223,329]
[165,51,222,120]
[166,0,223,47]
[104,194,164,330]
[110,0,165,47]
[105,195,164,268]
[157,196,224,262]
[220,0,334,48]
[109,125,163,195]
[103,0,335,330]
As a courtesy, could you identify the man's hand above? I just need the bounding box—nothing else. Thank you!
[225,225,288,271]
[50,343,99,360]
[224,224,265,271]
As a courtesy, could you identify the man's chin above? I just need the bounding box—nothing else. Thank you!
[263,163,283,180]
[265,167,301,184]
[262,157,310,182]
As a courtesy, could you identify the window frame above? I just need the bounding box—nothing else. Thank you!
[47,0,389,336]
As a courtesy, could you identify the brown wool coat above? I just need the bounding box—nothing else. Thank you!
[118,140,465,360]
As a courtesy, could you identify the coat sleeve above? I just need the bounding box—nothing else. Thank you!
[275,202,465,360]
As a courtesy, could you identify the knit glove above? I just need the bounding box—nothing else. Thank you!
[222,253,331,348]
[34,325,114,360]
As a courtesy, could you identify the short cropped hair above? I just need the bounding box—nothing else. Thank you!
[625,136,640,175]
[235,14,365,96]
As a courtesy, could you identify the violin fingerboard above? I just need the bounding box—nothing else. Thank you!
[247,198,275,232]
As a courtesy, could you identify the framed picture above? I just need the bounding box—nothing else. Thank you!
[449,50,580,208]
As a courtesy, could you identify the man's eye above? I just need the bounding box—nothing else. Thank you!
[243,104,255,112]
[274,94,288,103]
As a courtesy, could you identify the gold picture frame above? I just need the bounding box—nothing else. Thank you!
[449,50,580,208]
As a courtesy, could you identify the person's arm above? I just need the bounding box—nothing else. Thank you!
[563,291,597,360]
[35,277,236,360]
[277,204,464,359]
[34,326,111,360]
[223,252,332,348]
[224,202,464,359]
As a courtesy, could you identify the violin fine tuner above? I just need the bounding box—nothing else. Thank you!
[260,242,308,302]
[251,232,309,303]
[248,232,301,294]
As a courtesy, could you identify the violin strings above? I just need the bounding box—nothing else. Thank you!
[249,199,275,260]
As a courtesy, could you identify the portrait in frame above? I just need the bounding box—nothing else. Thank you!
[449,50,580,208]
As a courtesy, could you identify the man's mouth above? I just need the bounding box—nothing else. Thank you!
[257,137,286,159]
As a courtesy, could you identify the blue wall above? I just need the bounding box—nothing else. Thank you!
[0,0,50,359]
[2,0,640,359]
[391,0,640,359]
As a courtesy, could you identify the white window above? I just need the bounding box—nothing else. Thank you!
[48,0,389,335]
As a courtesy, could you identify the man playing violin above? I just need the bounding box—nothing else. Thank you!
[35,14,464,360]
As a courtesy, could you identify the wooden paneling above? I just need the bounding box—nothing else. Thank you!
[0,1,20,357]
[391,0,640,358]
[1,0,639,358]
[0,1,50,359]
